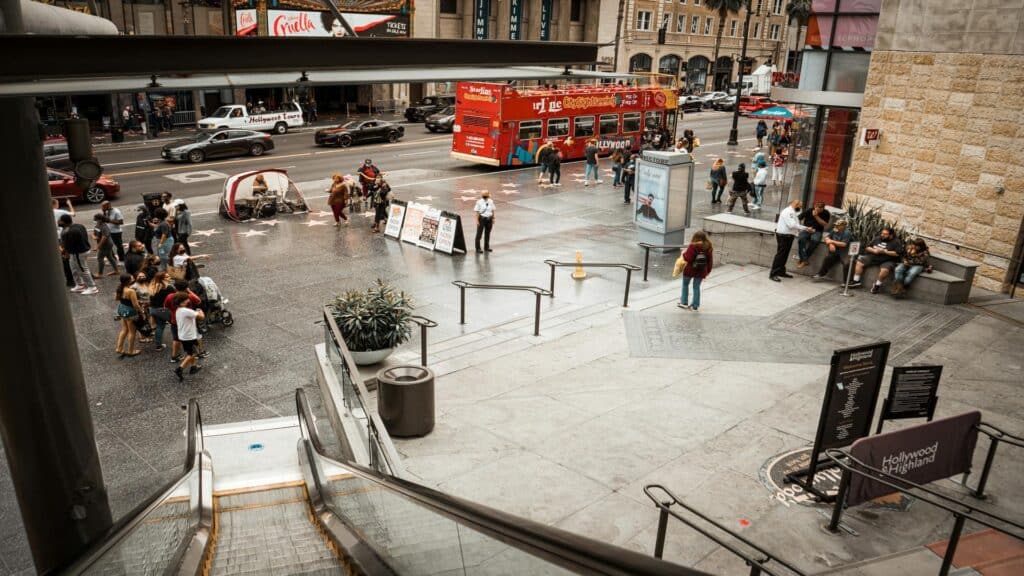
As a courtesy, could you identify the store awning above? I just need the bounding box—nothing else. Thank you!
[1,66,636,97]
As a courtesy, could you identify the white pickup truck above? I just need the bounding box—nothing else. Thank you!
[196,103,305,134]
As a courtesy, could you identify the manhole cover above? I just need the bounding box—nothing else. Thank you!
[760,447,842,508]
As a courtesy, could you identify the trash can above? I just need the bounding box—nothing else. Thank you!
[110,126,124,143]
[376,365,434,437]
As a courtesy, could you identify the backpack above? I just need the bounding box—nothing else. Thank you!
[691,250,708,271]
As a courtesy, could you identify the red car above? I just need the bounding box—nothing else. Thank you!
[738,96,775,115]
[47,168,120,203]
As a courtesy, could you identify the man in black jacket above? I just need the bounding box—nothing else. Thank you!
[124,240,147,277]
[134,204,153,254]
[59,214,98,294]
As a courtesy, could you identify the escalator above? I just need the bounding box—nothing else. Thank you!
[63,391,700,576]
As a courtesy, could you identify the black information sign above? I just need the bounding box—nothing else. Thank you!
[785,341,890,501]
[473,0,490,39]
[875,365,942,433]
[539,0,553,40]
[509,0,522,40]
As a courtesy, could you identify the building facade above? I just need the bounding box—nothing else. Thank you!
[618,0,794,91]
[842,0,1024,293]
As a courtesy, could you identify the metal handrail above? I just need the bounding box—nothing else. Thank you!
[825,448,1024,576]
[408,315,438,367]
[295,390,401,575]
[964,423,1024,499]
[63,400,211,575]
[543,260,641,306]
[452,280,552,336]
[637,243,687,281]
[296,389,699,576]
[322,307,406,477]
[643,484,807,576]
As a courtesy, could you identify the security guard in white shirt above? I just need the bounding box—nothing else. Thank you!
[474,191,495,253]
[770,200,813,281]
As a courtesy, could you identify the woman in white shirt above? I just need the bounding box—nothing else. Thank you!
[752,162,769,210]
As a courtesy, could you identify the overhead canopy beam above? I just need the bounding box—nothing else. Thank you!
[0,36,600,82]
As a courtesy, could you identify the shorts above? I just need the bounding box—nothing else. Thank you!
[116,303,138,320]
[857,255,897,270]
[181,339,199,355]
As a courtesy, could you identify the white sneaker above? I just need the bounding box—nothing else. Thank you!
[584,182,589,187]
[596,180,604,184]
[751,204,761,210]
[81,287,99,295]
[70,285,86,293]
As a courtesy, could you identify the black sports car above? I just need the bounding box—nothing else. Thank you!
[314,120,405,147]
[161,129,274,163]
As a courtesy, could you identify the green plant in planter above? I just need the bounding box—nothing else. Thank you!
[844,197,909,246]
[329,280,413,352]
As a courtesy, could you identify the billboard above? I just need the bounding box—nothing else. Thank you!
[234,0,411,37]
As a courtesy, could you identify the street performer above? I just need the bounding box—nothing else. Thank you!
[357,158,381,200]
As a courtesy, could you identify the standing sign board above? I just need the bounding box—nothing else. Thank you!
[400,202,428,244]
[383,199,407,239]
[417,208,442,250]
[786,341,890,500]
[875,366,942,433]
[434,211,467,254]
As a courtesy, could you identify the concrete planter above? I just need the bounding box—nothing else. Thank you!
[349,348,395,366]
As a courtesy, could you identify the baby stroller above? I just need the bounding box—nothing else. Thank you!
[190,275,234,334]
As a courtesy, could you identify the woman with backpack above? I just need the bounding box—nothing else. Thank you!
[756,120,768,148]
[674,231,714,311]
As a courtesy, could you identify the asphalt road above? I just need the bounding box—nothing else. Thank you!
[93,110,760,215]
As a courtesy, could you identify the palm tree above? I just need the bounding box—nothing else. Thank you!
[704,0,745,90]
[784,0,812,74]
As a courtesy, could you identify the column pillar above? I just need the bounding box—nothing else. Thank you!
[497,0,510,39]
[0,96,113,575]
[526,0,541,39]
[462,0,475,38]
[583,0,599,42]
[557,0,571,40]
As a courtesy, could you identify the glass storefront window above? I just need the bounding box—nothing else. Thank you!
[799,51,827,91]
[807,107,859,208]
[826,51,870,93]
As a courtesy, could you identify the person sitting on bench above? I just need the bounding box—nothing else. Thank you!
[891,238,932,297]
[849,227,903,294]
[812,219,853,282]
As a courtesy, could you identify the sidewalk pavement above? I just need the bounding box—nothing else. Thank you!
[1,158,1019,574]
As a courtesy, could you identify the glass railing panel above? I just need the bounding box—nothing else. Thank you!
[323,474,575,576]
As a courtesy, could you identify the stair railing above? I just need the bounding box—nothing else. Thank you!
[452,280,552,336]
[643,484,808,576]
[544,259,642,306]
[963,422,1024,500]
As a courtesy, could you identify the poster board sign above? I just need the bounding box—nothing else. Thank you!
[877,366,942,431]
[400,202,427,244]
[786,341,890,499]
[434,213,460,254]
[847,411,980,506]
[266,9,409,37]
[634,160,669,234]
[417,208,442,250]
[383,199,406,239]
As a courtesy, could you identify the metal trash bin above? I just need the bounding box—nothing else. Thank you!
[376,365,434,437]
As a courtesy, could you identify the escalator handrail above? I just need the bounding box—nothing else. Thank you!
[295,389,703,576]
[61,399,207,575]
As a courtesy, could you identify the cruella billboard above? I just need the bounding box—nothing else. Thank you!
[234,0,410,37]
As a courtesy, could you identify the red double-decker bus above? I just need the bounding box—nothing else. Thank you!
[450,81,679,167]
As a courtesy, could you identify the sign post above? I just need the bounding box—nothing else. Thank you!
[841,241,860,297]
[785,341,890,501]
[875,365,942,434]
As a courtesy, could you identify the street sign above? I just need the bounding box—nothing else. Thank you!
[876,365,942,433]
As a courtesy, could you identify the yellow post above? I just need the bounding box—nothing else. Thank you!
[572,251,587,280]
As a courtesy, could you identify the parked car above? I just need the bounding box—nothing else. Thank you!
[196,103,304,134]
[46,153,75,172]
[713,95,738,111]
[699,91,729,108]
[161,129,274,163]
[424,105,455,132]
[679,96,704,112]
[738,96,776,115]
[404,95,455,123]
[43,137,69,158]
[314,120,405,147]
[48,168,120,203]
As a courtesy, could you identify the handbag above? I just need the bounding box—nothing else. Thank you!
[672,255,687,278]
[705,180,713,191]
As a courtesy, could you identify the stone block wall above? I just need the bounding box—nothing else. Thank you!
[844,50,1024,292]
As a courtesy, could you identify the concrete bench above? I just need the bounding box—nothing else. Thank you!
[700,213,977,305]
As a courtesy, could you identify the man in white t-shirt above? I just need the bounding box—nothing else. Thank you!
[770,200,813,282]
[52,198,76,287]
[173,293,205,381]
[473,190,495,254]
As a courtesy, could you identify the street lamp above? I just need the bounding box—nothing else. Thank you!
[727,0,755,146]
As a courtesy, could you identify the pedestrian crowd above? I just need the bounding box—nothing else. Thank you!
[55,192,217,381]
[326,158,393,232]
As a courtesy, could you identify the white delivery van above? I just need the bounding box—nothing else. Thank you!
[196,103,305,134]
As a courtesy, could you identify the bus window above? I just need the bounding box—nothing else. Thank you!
[573,116,595,138]
[599,114,619,136]
[518,120,543,140]
[547,117,569,137]
[623,112,641,133]
[644,111,663,130]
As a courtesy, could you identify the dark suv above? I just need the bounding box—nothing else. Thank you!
[404,95,455,123]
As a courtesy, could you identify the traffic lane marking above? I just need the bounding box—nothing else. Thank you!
[107,135,452,177]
